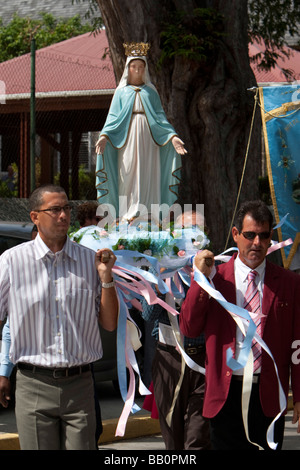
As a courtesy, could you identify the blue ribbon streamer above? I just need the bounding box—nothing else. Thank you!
[273,213,289,230]
[113,250,168,294]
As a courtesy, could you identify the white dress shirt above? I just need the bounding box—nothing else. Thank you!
[0,234,103,367]
[233,255,266,374]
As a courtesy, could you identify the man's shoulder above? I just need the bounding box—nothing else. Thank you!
[215,255,235,275]
[0,240,34,260]
[266,259,300,282]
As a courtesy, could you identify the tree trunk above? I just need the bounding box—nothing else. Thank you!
[96,0,261,253]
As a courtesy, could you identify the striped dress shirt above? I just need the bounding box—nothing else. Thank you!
[0,234,103,367]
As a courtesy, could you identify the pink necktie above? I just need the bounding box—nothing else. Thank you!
[244,270,261,372]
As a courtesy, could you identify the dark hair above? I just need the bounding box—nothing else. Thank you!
[76,202,98,226]
[234,200,273,232]
[29,184,67,211]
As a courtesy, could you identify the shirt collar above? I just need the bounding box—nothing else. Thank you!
[235,254,266,283]
[34,233,78,261]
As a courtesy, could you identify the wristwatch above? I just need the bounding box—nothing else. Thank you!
[102,280,115,288]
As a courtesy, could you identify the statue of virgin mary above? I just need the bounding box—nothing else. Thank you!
[95,42,187,222]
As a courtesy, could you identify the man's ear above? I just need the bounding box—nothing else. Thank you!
[232,226,239,243]
[30,211,38,225]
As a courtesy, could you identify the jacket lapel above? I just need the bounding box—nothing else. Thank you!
[215,255,237,304]
[261,260,280,331]
[214,256,237,336]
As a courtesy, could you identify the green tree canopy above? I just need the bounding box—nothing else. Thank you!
[0,12,92,63]
[248,0,300,79]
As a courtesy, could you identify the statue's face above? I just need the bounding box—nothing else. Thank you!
[128,59,145,85]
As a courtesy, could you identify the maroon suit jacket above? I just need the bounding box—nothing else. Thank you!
[180,255,300,418]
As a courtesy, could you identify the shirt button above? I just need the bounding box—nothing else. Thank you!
[226,371,230,377]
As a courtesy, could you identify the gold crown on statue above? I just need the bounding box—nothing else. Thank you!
[123,42,150,57]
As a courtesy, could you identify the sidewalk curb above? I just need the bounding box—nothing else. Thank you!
[0,394,293,450]
[99,414,161,445]
[0,414,161,450]
[0,433,20,450]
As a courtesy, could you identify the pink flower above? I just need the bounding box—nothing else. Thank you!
[177,250,186,257]
[118,244,125,250]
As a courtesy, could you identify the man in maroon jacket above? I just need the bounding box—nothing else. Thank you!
[180,200,300,450]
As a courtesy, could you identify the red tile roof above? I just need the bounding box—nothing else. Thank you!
[249,40,300,84]
[0,30,116,96]
[0,31,299,98]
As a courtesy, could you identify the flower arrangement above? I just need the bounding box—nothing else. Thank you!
[70,225,109,244]
[112,226,210,261]
[70,222,210,267]
[113,234,171,257]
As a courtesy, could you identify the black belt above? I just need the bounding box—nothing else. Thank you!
[232,374,260,384]
[185,345,206,355]
[157,342,205,355]
[18,362,91,379]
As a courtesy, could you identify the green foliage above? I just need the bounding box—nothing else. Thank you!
[54,164,96,200]
[158,8,225,66]
[248,0,300,79]
[0,12,92,63]
[0,180,17,197]
[77,165,97,200]
[111,236,177,262]
[249,0,300,47]
[157,2,300,78]
[68,220,81,238]
[0,162,18,197]
[71,0,103,32]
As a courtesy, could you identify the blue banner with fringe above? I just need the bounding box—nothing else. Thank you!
[259,84,300,268]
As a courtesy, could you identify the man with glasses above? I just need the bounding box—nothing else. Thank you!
[180,200,300,450]
[0,184,118,450]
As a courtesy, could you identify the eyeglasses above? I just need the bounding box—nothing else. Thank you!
[241,231,271,240]
[35,204,72,215]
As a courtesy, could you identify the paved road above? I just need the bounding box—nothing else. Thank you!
[1,380,299,451]
[97,410,299,450]
[2,405,298,450]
